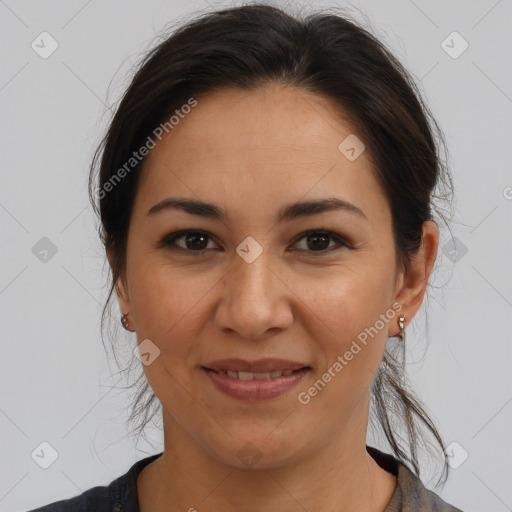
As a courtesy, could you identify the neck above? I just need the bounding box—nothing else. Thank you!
[137,402,396,512]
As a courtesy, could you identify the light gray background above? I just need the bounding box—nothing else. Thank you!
[1,0,511,511]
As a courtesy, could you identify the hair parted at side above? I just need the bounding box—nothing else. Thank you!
[89,1,454,486]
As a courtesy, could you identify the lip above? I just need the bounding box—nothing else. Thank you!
[202,366,310,401]
[202,358,310,373]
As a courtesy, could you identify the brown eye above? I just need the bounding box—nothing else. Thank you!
[157,230,219,253]
[157,229,350,256]
[179,232,210,250]
[292,230,350,254]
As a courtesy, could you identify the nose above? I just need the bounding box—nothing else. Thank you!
[213,245,294,341]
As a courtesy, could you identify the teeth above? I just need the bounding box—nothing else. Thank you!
[214,369,302,379]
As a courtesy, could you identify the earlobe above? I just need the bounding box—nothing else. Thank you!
[114,277,135,332]
[390,221,439,336]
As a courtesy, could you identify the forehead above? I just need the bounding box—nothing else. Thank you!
[149,84,359,161]
[136,84,389,225]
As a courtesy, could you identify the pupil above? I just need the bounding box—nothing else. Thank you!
[308,233,329,250]
[187,233,207,250]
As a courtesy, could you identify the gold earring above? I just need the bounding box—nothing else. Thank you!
[397,315,407,379]
[121,312,131,331]
[397,315,406,344]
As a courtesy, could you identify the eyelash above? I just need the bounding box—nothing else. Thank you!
[156,229,352,256]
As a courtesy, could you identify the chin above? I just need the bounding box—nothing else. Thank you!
[204,431,307,471]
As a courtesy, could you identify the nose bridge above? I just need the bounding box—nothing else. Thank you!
[215,240,291,339]
[231,241,276,304]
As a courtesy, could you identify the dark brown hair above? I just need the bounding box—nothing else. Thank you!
[89,2,454,486]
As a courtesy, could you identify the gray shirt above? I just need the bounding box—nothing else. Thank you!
[366,446,464,511]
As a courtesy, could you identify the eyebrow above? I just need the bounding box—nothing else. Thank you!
[147,196,367,222]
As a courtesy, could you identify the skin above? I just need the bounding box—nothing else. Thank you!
[111,83,439,512]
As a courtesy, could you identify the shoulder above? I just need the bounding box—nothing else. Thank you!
[391,468,464,512]
[24,452,163,512]
[367,446,465,512]
[25,485,111,512]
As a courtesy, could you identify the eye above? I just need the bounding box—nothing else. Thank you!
[291,230,351,254]
[156,229,351,255]
[157,230,219,254]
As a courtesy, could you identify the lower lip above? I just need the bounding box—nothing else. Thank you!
[202,367,310,401]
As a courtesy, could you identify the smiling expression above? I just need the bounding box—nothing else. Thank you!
[114,83,413,468]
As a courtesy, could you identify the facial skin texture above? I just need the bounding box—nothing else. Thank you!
[112,83,439,512]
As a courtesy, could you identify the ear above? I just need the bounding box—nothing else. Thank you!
[107,246,130,314]
[390,220,439,336]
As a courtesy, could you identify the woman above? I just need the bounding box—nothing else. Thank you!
[28,3,463,511]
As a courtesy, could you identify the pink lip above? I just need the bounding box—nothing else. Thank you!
[203,358,309,373]
[202,367,310,401]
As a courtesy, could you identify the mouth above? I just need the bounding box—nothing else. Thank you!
[201,358,311,401]
[202,367,310,380]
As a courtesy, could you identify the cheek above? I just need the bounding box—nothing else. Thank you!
[126,260,209,416]
[127,238,395,393]
[293,265,394,404]
[129,247,395,355]
[130,268,202,346]
[293,262,394,345]
[126,253,236,395]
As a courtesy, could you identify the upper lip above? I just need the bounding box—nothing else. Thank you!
[203,358,310,373]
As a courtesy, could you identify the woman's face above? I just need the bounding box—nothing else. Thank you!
[115,83,435,469]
